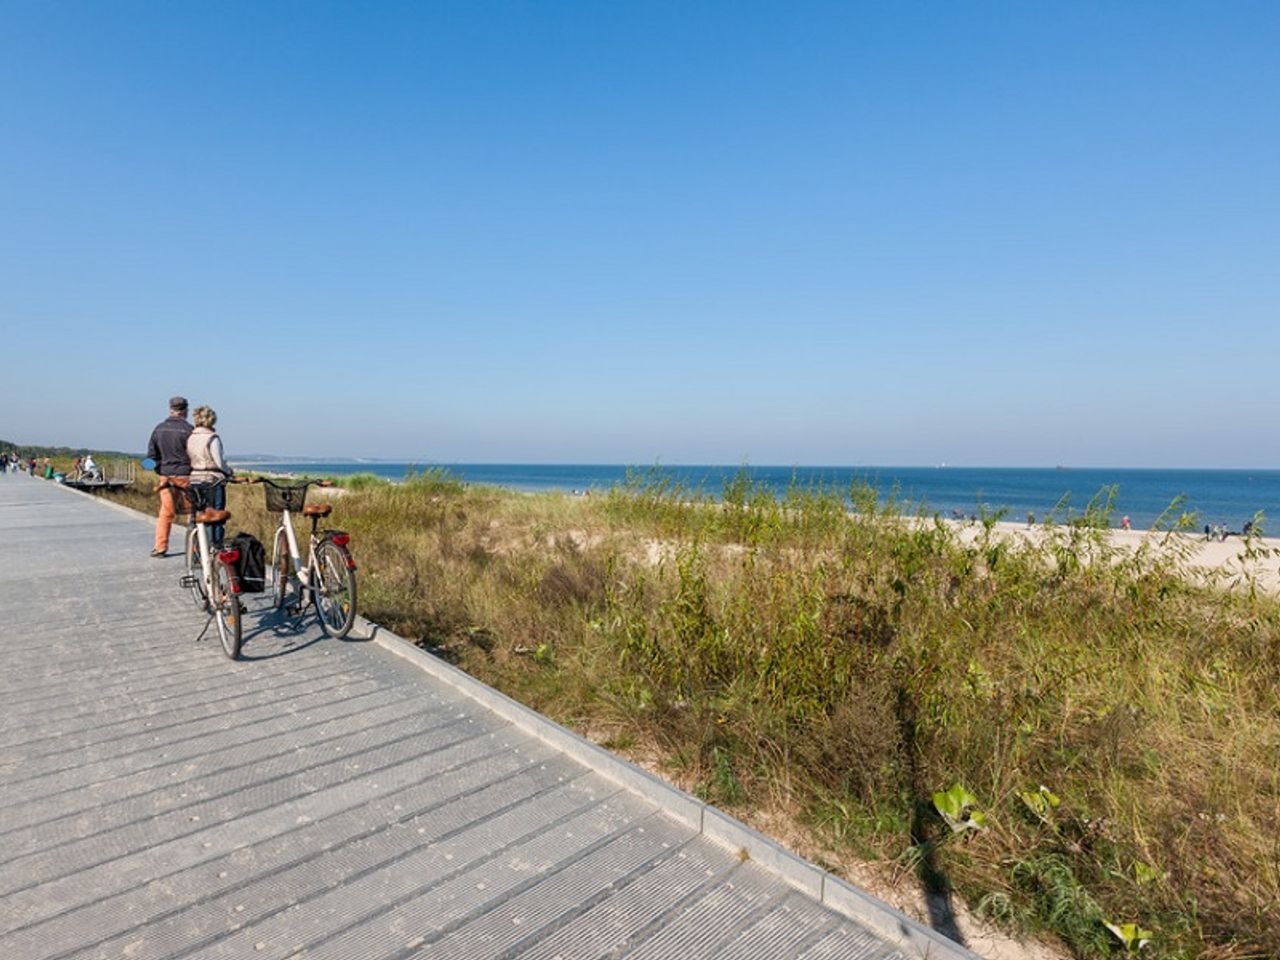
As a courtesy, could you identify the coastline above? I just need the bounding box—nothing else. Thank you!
[228,462,1280,534]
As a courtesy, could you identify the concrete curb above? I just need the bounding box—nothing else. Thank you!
[357,614,983,960]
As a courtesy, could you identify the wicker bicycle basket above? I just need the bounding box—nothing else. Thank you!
[263,481,309,513]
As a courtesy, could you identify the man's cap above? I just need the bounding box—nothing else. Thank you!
[169,395,189,410]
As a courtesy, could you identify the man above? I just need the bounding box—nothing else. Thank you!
[146,396,194,557]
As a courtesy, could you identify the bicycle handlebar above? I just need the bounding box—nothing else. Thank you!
[254,477,334,488]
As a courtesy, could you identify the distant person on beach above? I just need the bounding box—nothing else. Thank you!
[1027,512,1035,528]
[1243,520,1254,537]
[1121,516,1131,531]
[187,405,233,547]
[146,396,193,558]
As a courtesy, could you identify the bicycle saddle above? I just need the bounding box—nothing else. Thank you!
[196,509,231,524]
[303,504,332,518]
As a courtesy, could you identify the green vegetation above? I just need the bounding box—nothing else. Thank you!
[100,468,1279,958]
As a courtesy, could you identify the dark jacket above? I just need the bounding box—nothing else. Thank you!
[147,416,194,477]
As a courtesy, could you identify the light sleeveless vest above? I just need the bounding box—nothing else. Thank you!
[187,428,226,483]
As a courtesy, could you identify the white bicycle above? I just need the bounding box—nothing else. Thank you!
[257,478,358,638]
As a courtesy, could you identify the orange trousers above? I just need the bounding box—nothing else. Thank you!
[154,477,191,553]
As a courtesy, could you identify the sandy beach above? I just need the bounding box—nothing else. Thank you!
[952,520,1280,593]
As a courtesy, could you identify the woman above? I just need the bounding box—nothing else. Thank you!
[187,405,234,547]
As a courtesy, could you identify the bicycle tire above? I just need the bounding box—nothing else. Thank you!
[270,527,291,611]
[213,560,242,659]
[185,529,208,610]
[314,539,357,638]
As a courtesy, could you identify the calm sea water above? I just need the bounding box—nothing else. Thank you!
[232,462,1280,532]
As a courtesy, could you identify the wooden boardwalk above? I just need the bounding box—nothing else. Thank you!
[0,477,966,959]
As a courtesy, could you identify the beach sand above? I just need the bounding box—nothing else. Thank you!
[952,520,1280,593]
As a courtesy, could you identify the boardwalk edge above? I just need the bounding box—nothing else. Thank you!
[358,614,983,960]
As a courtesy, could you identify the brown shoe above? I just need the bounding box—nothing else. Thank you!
[150,549,167,558]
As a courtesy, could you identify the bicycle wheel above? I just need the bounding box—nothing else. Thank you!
[314,539,357,638]
[270,527,291,611]
[185,529,208,610]
[212,559,242,659]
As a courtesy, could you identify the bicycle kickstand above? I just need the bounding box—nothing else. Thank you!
[194,613,216,644]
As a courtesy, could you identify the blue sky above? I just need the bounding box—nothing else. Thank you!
[2,1,1277,466]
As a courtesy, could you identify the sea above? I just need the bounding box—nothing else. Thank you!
[229,462,1280,533]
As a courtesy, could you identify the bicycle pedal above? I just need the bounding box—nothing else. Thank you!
[179,575,199,589]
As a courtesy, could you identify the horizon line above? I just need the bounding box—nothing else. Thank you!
[226,458,1280,473]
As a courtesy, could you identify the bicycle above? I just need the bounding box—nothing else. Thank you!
[257,477,358,638]
[161,476,247,659]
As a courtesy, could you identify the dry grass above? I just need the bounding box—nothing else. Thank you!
[97,468,1280,959]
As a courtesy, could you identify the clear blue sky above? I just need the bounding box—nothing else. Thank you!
[2,1,1277,466]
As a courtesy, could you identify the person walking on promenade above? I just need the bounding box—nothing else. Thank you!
[187,405,233,547]
[146,395,194,557]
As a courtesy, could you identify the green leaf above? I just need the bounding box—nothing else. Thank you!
[932,783,986,833]
[1104,920,1154,952]
[1017,784,1060,824]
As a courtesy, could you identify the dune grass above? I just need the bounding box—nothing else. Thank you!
[100,468,1279,959]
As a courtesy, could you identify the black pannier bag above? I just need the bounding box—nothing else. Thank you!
[230,532,267,593]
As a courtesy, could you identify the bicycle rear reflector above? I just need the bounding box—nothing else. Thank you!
[218,548,241,565]
[330,533,351,547]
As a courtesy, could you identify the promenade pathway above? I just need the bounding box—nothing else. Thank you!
[0,476,956,959]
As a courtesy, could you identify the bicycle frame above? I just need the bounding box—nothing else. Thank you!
[273,501,354,600]
[189,516,241,603]
[275,503,311,598]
